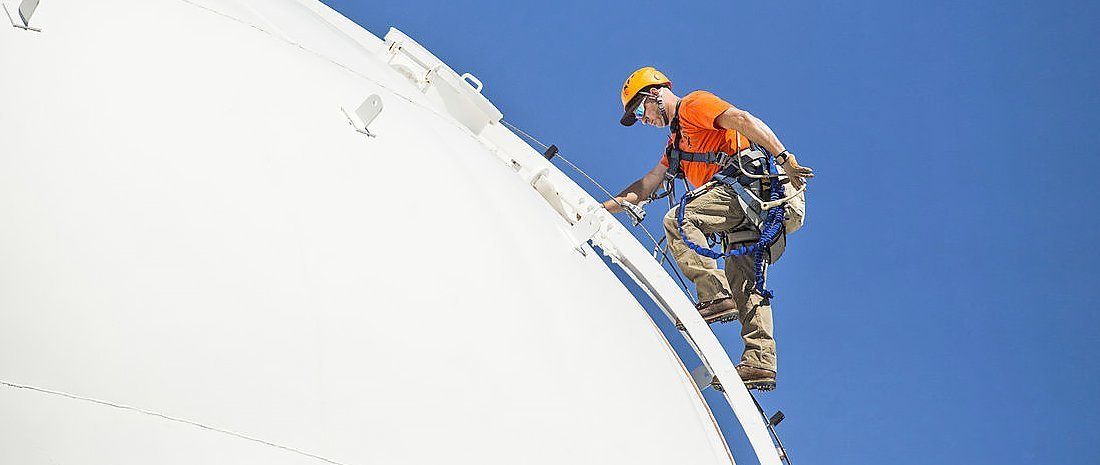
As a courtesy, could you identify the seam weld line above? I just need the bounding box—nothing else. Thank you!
[0,379,351,465]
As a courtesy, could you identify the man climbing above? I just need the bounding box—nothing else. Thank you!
[602,67,813,391]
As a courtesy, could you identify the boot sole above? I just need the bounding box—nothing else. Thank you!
[709,379,776,392]
[704,309,740,324]
[675,310,739,330]
[744,379,776,391]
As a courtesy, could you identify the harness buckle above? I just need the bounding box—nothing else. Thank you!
[713,152,730,167]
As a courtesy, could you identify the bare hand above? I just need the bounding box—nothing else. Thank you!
[603,198,623,213]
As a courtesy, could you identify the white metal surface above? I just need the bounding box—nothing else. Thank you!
[0,1,782,464]
[4,0,41,31]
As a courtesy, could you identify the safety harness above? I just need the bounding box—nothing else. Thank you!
[664,102,793,298]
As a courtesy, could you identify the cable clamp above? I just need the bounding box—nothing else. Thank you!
[620,200,647,226]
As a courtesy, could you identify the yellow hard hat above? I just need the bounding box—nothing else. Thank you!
[620,67,671,126]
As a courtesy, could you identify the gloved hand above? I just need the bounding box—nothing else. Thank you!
[778,151,813,189]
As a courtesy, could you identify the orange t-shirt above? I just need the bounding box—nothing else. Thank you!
[660,91,750,188]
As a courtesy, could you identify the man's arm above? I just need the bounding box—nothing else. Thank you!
[715,106,814,188]
[602,162,668,213]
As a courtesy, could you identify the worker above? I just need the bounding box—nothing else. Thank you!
[602,67,812,391]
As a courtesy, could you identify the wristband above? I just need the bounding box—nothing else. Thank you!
[775,150,791,165]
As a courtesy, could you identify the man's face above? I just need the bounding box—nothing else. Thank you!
[638,96,667,128]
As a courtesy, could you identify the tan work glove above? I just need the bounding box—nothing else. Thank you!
[778,151,813,189]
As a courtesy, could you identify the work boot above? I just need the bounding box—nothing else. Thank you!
[675,298,738,330]
[699,298,739,324]
[709,366,776,393]
[736,364,777,391]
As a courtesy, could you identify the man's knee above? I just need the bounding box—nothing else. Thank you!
[662,208,679,232]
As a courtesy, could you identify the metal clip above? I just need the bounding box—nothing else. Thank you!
[620,200,646,226]
[4,0,42,32]
[341,95,384,137]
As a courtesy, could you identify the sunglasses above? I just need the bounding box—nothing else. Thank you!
[633,96,649,119]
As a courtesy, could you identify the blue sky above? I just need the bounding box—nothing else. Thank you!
[324,1,1099,463]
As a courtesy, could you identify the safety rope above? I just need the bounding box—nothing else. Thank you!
[674,146,786,298]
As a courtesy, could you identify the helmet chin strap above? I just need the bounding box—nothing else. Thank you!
[654,91,669,126]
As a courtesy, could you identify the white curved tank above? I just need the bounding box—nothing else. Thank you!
[0,1,784,464]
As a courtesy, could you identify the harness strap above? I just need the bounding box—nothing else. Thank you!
[674,147,787,298]
[665,102,791,297]
[664,104,756,178]
[716,175,763,227]
[664,102,685,178]
[669,149,733,166]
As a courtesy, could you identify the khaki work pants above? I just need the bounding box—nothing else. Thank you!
[662,184,777,372]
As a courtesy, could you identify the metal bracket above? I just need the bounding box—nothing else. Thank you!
[341,94,383,137]
[460,73,483,93]
[4,0,41,32]
[568,214,602,256]
[690,365,716,391]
